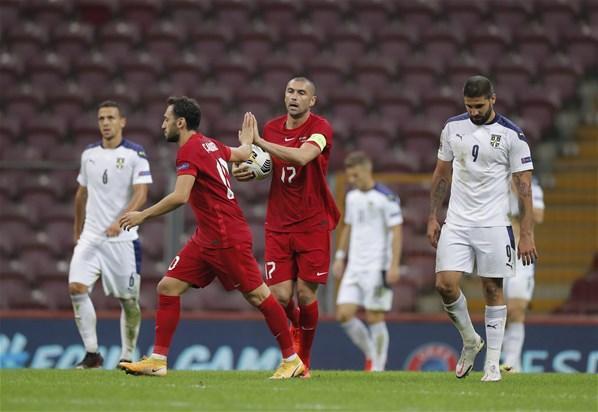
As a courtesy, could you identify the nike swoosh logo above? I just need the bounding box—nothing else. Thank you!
[284,137,295,142]
[151,367,164,372]
[316,271,328,276]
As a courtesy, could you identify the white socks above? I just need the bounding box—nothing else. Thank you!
[369,321,389,371]
[502,321,524,371]
[443,292,478,346]
[485,305,507,365]
[71,293,98,353]
[119,298,141,361]
[341,318,375,361]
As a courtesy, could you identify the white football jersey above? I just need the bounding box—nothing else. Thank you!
[438,113,534,227]
[344,183,403,273]
[509,177,545,216]
[77,139,153,242]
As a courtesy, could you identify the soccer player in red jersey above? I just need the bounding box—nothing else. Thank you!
[233,78,340,377]
[117,96,304,379]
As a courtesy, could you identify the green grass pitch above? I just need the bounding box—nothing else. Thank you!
[1,369,596,411]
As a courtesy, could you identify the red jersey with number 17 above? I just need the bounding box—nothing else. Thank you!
[176,133,252,248]
[263,113,340,233]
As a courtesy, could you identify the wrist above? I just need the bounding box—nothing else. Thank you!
[335,250,346,260]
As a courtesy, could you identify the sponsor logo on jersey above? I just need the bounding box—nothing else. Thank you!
[202,141,219,153]
[116,157,125,169]
[521,156,532,164]
[404,343,459,371]
[490,134,502,148]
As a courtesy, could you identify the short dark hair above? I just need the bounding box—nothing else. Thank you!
[463,75,495,98]
[288,76,317,95]
[344,151,372,168]
[167,96,201,130]
[98,100,124,116]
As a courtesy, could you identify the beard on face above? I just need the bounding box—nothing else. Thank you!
[165,128,180,143]
[469,104,493,125]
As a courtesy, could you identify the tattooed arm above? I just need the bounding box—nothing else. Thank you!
[427,159,453,248]
[512,170,538,265]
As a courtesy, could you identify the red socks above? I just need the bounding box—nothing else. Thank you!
[285,300,300,328]
[259,294,295,358]
[153,294,181,356]
[299,301,319,368]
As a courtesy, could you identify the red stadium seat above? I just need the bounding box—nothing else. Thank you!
[212,54,255,90]
[195,84,232,121]
[446,55,490,91]
[169,0,212,29]
[145,20,184,58]
[38,278,73,310]
[24,115,68,152]
[257,55,303,88]
[330,26,370,61]
[352,0,395,31]
[542,56,582,101]
[98,21,141,61]
[5,85,44,121]
[120,52,162,90]
[376,25,416,62]
[400,56,442,91]
[329,89,371,127]
[213,0,254,27]
[281,25,324,62]
[374,87,419,129]
[236,86,278,123]
[494,54,536,92]
[121,0,163,31]
[391,278,418,313]
[238,25,279,61]
[52,22,94,62]
[0,276,39,310]
[514,25,556,63]
[0,0,20,28]
[536,0,581,41]
[77,0,117,26]
[71,112,102,143]
[2,142,43,163]
[468,25,511,66]
[74,52,115,96]
[518,88,561,133]
[443,0,488,28]
[94,83,140,116]
[353,56,396,94]
[487,0,532,31]
[6,22,48,63]
[305,55,349,96]
[47,84,89,119]
[164,53,207,95]
[259,0,303,33]
[28,53,69,94]
[562,27,598,71]
[421,88,462,128]
[189,24,234,60]
[303,0,347,34]
[0,52,23,95]
[139,220,166,261]
[421,25,464,62]
[403,254,436,290]
[395,0,440,29]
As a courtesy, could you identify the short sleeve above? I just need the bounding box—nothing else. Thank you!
[384,194,404,227]
[77,151,87,186]
[213,139,231,162]
[132,150,153,185]
[437,124,453,161]
[509,134,534,173]
[176,144,199,177]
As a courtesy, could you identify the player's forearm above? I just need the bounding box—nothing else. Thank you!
[255,139,313,166]
[390,226,402,268]
[140,192,186,221]
[513,172,534,237]
[335,226,350,258]
[229,144,252,163]
[429,170,450,218]
[120,186,148,217]
[73,189,87,236]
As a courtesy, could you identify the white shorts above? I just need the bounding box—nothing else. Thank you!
[436,223,516,278]
[68,237,141,299]
[504,258,535,300]
[336,269,393,312]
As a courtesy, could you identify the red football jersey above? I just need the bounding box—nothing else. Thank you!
[176,133,252,248]
[263,113,340,232]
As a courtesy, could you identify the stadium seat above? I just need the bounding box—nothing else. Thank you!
[77,0,117,26]
[0,0,20,28]
[420,25,464,62]
[6,22,48,63]
[395,0,439,29]
[145,20,184,58]
[494,54,536,93]
[212,54,255,90]
[542,56,582,101]
[351,0,395,32]
[94,82,140,116]
[558,275,598,314]
[303,0,347,33]
[123,114,159,149]
[374,87,419,129]
[0,276,38,310]
[19,244,60,281]
[169,0,211,29]
[47,84,89,119]
[195,84,231,121]
[536,0,581,41]
[120,0,163,31]
[403,254,436,291]
[73,52,115,96]
[213,0,254,27]
[517,88,561,132]
[376,25,416,62]
[562,27,598,71]
[443,0,488,28]
[52,22,94,62]
[330,26,371,61]
[487,0,532,31]
[164,52,207,95]
[353,56,396,94]
[257,55,303,88]
[421,88,462,126]
[0,52,23,95]
[305,55,348,96]
[391,278,418,312]
[28,53,69,94]
[188,24,234,60]
[139,279,157,311]
[139,220,165,261]
[468,25,511,66]
[258,0,303,33]
[329,89,371,127]
[237,86,278,123]
[44,216,75,255]
[5,85,44,121]
[71,112,102,143]
[196,282,253,312]
[281,25,324,61]
[1,142,43,163]
[238,25,279,61]
[445,55,490,91]
[38,278,73,310]
[120,52,162,90]
[98,21,141,61]
[514,25,556,63]
[400,56,442,92]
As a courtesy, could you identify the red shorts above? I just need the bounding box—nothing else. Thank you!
[165,240,263,293]
[264,230,331,286]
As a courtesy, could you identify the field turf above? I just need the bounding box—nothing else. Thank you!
[1,369,596,411]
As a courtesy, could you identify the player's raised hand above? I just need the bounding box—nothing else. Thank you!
[248,113,262,144]
[518,234,538,266]
[426,215,441,249]
[105,221,122,237]
[238,112,254,146]
[231,162,255,182]
[119,211,146,231]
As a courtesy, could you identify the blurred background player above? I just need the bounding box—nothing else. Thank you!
[118,97,302,379]
[232,78,340,377]
[502,177,545,372]
[427,76,537,382]
[333,151,403,372]
[69,100,152,368]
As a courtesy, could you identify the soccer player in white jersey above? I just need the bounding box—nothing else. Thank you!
[427,76,537,382]
[502,177,545,372]
[333,151,403,372]
[68,101,152,369]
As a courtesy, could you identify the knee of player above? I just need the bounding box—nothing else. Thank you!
[336,310,352,323]
[434,280,456,297]
[68,282,88,295]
